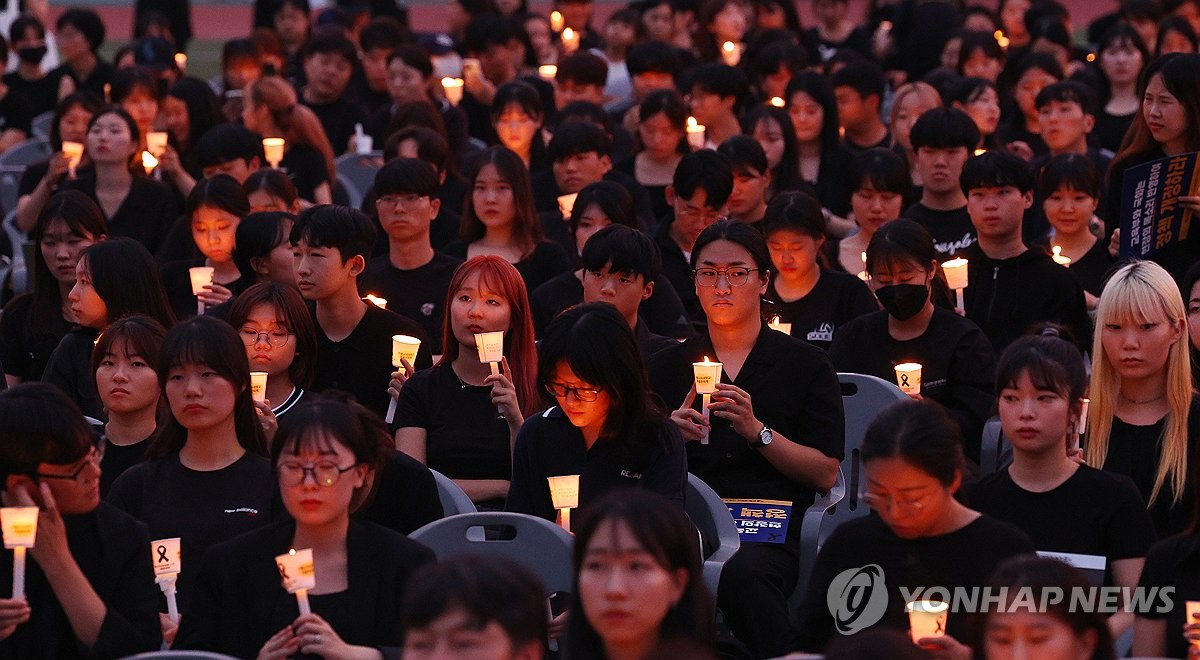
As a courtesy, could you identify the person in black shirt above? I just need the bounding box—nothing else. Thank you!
[831,219,996,460]
[1085,261,1199,539]
[762,191,877,352]
[392,256,542,509]
[959,150,1091,353]
[831,61,891,154]
[4,16,65,118]
[52,9,115,100]
[795,400,1035,652]
[0,384,161,658]
[0,41,33,154]
[299,30,369,157]
[14,92,104,236]
[716,135,770,227]
[902,108,980,260]
[1039,154,1113,310]
[291,205,433,417]
[175,396,435,656]
[244,76,336,204]
[161,175,252,320]
[91,316,166,496]
[507,302,687,522]
[964,330,1154,639]
[649,221,843,658]
[785,72,854,219]
[359,158,463,355]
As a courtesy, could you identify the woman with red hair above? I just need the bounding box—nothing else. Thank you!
[391,256,540,509]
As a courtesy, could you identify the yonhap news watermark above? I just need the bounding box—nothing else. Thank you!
[827,564,1176,635]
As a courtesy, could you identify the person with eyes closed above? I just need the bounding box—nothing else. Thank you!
[175,395,435,658]
[391,256,540,510]
[648,220,843,658]
[794,399,1035,653]
[1085,260,1200,539]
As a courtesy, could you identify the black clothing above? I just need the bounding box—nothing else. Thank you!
[440,240,570,295]
[529,269,692,340]
[1137,531,1200,660]
[0,293,71,382]
[653,218,704,333]
[42,326,102,420]
[902,202,976,260]
[811,146,854,218]
[279,144,330,203]
[98,435,151,498]
[0,88,33,139]
[3,70,65,117]
[530,168,657,232]
[960,244,1092,353]
[359,252,464,355]
[303,94,369,157]
[175,519,434,656]
[357,450,445,534]
[1094,108,1135,154]
[506,406,688,521]
[1065,238,1115,298]
[59,172,177,255]
[310,303,434,417]
[51,60,115,100]
[764,270,877,352]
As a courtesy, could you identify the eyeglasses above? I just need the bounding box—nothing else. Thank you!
[36,444,104,481]
[862,491,928,515]
[545,382,604,402]
[692,267,759,287]
[240,327,293,348]
[377,193,429,207]
[276,460,359,487]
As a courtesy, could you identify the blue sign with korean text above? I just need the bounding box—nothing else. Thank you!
[724,498,792,544]
[1119,151,1199,259]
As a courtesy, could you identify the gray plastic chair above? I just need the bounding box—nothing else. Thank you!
[979,416,1012,475]
[410,511,575,595]
[684,472,741,598]
[429,468,477,516]
[335,152,382,208]
[30,111,52,139]
[0,136,50,167]
[120,652,240,660]
[793,373,908,601]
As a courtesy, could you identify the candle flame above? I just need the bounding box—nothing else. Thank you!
[1086,52,1096,62]
[1052,245,1062,257]
[289,548,296,556]
[770,316,780,324]
[141,151,158,171]
[860,251,867,264]
[364,294,387,308]
[687,116,698,128]
[722,41,735,53]
[974,148,987,156]
[562,27,575,40]
[769,96,784,107]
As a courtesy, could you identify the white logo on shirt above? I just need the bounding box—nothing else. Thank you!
[807,323,834,343]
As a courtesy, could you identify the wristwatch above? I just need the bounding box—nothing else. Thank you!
[750,425,773,448]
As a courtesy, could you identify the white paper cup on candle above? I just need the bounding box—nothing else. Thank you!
[548,475,580,532]
[62,141,84,176]
[151,537,182,622]
[894,362,922,395]
[475,331,505,372]
[392,335,421,369]
[250,372,268,403]
[941,257,969,290]
[539,64,558,81]
[907,600,948,643]
[364,293,388,308]
[692,358,722,395]
[686,117,706,150]
[189,266,214,314]
[721,41,742,66]
[550,10,565,32]
[441,77,464,106]
[141,150,158,175]
[276,548,316,614]
[146,131,169,156]
[1,507,37,601]
[561,28,580,53]
[262,137,285,169]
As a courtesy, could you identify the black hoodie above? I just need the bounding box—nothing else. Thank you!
[961,244,1092,353]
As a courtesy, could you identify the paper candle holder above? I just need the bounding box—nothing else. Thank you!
[364,293,388,308]
[262,138,286,169]
[894,363,922,395]
[146,131,169,156]
[276,548,316,593]
[62,141,84,174]
[767,316,792,335]
[391,335,421,368]
[0,507,37,549]
[188,266,214,295]
[686,117,706,149]
[547,475,580,510]
[474,331,505,364]
[907,600,949,642]
[692,358,722,395]
[441,78,464,106]
[941,258,969,291]
[539,65,558,81]
[150,537,182,577]
[557,192,578,219]
[250,372,268,403]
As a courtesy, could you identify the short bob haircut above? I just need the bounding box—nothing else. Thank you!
[149,315,267,458]
[226,281,318,389]
[490,80,544,122]
[565,488,713,659]
[569,180,635,239]
[187,173,251,219]
[1039,154,1100,199]
[243,169,299,211]
[0,383,93,481]
[762,190,826,241]
[78,238,176,330]
[995,325,1088,413]
[402,557,548,652]
[271,394,390,512]
[48,91,104,151]
[861,399,965,487]
[638,89,689,155]
[850,147,913,199]
[91,314,169,390]
[234,211,295,281]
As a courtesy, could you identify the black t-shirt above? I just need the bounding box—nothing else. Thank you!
[0,87,33,138]
[394,363,514,507]
[52,60,115,100]
[1137,531,1200,659]
[99,436,151,498]
[0,293,71,382]
[653,219,705,333]
[3,70,65,117]
[830,307,996,460]
[795,514,1035,651]
[105,451,277,613]
[1066,238,1115,298]
[310,303,434,417]
[529,269,692,340]
[302,93,368,157]
[440,240,571,296]
[1100,397,1200,539]
[357,449,445,534]
[648,326,845,545]
[42,325,102,420]
[359,252,463,355]
[964,464,1155,573]
[505,407,688,522]
[59,173,178,255]
[279,144,329,203]
[812,146,855,218]
[765,270,878,352]
[1094,109,1135,154]
[902,202,976,260]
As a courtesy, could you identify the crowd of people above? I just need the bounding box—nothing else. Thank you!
[0,0,1195,657]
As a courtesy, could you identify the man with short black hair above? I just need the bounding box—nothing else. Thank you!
[555,51,608,108]
[717,135,772,227]
[300,27,369,155]
[359,158,463,355]
[903,108,981,259]
[831,60,890,153]
[687,63,749,146]
[582,224,680,358]
[353,16,407,113]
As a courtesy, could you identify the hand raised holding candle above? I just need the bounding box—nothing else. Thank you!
[8,483,69,570]
[293,613,352,657]
[485,356,523,428]
[707,383,762,441]
[669,383,710,442]
[386,356,416,399]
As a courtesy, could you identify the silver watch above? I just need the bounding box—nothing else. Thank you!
[751,425,773,448]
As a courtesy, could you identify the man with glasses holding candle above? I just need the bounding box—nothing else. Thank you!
[0,384,160,656]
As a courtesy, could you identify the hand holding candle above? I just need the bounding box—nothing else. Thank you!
[547,475,580,533]
[894,362,922,396]
[441,77,464,106]
[385,335,421,424]
[276,548,316,615]
[150,537,182,623]
[0,507,38,601]
[906,600,949,644]
[692,357,723,444]
[61,141,84,178]
[141,151,158,176]
[250,372,268,403]
[188,267,214,315]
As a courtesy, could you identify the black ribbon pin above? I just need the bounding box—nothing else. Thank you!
[156,545,169,563]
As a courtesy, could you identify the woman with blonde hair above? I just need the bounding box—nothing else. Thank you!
[888,81,943,185]
[1086,260,1199,538]
[242,76,336,204]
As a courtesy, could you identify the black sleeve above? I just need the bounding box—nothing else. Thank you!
[0,92,32,135]
[173,543,231,649]
[504,417,552,521]
[641,275,692,339]
[1135,536,1179,620]
[104,463,146,520]
[1105,474,1158,560]
[0,297,29,379]
[640,423,688,508]
[90,516,163,656]
[357,451,445,534]
[794,523,853,650]
[844,277,879,319]
[796,349,847,461]
[941,324,997,456]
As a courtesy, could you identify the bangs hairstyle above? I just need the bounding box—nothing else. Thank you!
[373,157,440,199]
[570,181,635,238]
[690,219,773,275]
[78,238,176,329]
[289,204,377,266]
[566,489,713,660]
[762,191,826,241]
[91,314,168,376]
[149,316,267,459]
[850,147,913,198]
[440,257,539,416]
[580,224,661,282]
[88,105,141,154]
[460,147,543,254]
[187,173,251,219]
[490,80,544,122]
[995,327,1088,402]
[1039,154,1100,198]
[959,149,1035,194]
[538,303,662,455]
[1087,261,1192,507]
[0,383,93,480]
[226,281,317,388]
[402,557,548,650]
[234,211,294,280]
[49,91,103,150]
[271,395,390,512]
[864,219,937,277]
[861,399,964,486]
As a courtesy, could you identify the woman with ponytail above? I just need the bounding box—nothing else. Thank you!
[243,76,336,204]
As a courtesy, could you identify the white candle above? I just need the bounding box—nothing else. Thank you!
[141,150,158,175]
[686,117,706,150]
[547,475,580,533]
[62,141,84,178]
[894,362,923,395]
[1076,397,1090,435]
[250,372,268,403]
[146,131,169,156]
[906,600,949,643]
[386,335,422,423]
[561,28,580,53]
[550,10,565,33]
[174,52,187,71]
[1051,245,1071,266]
[767,316,792,335]
[693,357,723,445]
[441,77,464,106]
[0,507,37,601]
[276,548,316,615]
[539,64,558,81]
[769,96,784,107]
[354,123,373,155]
[188,267,214,315]
[721,41,742,66]
[941,257,969,309]
[262,137,285,169]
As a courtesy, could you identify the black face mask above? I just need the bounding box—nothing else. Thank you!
[16,46,46,65]
[875,283,929,321]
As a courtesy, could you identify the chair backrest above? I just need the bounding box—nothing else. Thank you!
[30,111,53,140]
[0,137,50,167]
[335,152,382,206]
[979,416,1012,475]
[0,165,23,216]
[683,472,740,598]
[429,469,477,516]
[337,173,363,210]
[410,511,575,595]
[119,652,241,660]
